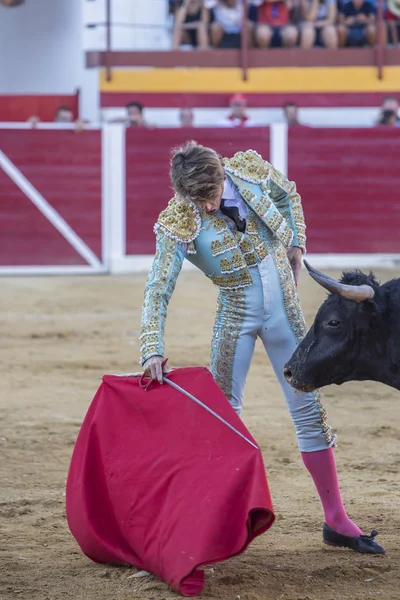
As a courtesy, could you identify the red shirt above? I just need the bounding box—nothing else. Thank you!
[257,0,290,26]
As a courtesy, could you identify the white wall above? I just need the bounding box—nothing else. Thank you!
[0,0,82,94]
[83,0,171,51]
[0,0,98,120]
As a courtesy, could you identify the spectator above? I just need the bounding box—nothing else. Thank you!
[377,96,400,125]
[386,0,400,46]
[172,0,209,49]
[205,0,257,48]
[337,0,378,47]
[179,107,195,127]
[377,109,398,126]
[108,101,148,127]
[381,95,399,114]
[300,0,338,47]
[27,115,40,128]
[55,106,74,123]
[55,107,86,131]
[125,101,146,127]
[254,0,299,48]
[283,101,300,125]
[28,106,84,131]
[218,93,257,127]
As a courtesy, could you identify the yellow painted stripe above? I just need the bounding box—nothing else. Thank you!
[100,66,400,93]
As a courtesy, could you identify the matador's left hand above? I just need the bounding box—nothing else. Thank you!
[287,247,303,287]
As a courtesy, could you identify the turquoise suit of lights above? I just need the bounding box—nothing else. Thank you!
[140,150,335,452]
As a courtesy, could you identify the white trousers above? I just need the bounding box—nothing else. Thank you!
[211,256,334,452]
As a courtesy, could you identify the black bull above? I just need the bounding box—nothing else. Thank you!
[284,261,400,392]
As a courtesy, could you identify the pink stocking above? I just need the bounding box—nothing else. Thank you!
[301,447,363,537]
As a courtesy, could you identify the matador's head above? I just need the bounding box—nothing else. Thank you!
[170,141,225,215]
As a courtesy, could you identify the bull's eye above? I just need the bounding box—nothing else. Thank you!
[327,320,340,328]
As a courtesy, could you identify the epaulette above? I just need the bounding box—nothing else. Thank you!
[154,197,201,244]
[223,150,271,184]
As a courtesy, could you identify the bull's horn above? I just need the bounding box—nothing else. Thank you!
[303,260,375,303]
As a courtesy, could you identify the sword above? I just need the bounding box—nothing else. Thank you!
[162,376,259,450]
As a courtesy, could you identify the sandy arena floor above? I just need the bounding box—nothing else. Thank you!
[1,269,399,600]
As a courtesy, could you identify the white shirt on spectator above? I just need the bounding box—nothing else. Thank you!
[205,0,261,33]
[205,0,243,33]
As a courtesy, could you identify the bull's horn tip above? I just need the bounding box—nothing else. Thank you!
[303,259,312,273]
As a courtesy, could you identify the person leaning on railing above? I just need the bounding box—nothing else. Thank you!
[376,96,400,125]
[27,106,86,132]
[217,93,258,127]
[171,0,209,49]
[377,109,398,126]
[179,107,195,127]
[109,101,152,128]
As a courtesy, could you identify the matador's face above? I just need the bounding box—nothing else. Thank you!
[198,166,225,215]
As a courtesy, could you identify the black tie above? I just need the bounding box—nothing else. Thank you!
[220,199,246,232]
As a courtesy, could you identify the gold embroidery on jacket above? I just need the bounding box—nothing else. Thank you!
[211,231,238,257]
[154,197,201,244]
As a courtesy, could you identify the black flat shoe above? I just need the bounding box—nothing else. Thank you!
[323,523,385,554]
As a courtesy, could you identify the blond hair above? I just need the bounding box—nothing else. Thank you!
[170,140,224,204]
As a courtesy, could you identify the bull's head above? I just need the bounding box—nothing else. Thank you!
[284,261,379,392]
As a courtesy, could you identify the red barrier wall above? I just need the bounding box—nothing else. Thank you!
[0,130,101,266]
[125,127,270,255]
[288,127,400,254]
[2,127,400,269]
[0,93,79,122]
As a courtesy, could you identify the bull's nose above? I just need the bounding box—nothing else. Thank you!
[283,367,292,383]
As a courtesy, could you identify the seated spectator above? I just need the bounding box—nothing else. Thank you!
[254,0,298,48]
[386,0,400,46]
[218,93,257,127]
[337,0,378,47]
[179,107,195,127]
[283,101,301,125]
[300,0,338,48]
[377,109,398,126]
[205,0,257,48]
[172,0,209,49]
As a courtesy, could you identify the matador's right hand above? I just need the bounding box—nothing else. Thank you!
[143,356,170,384]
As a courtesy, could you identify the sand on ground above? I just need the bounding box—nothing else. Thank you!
[1,269,399,600]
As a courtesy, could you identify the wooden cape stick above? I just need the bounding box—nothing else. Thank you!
[162,376,259,451]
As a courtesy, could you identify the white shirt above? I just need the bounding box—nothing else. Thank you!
[221,177,248,225]
[204,0,261,33]
[204,0,243,33]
